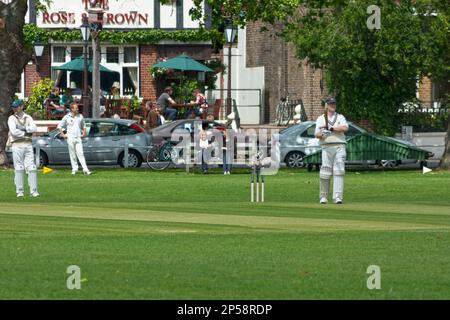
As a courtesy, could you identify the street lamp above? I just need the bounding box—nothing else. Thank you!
[80,17,91,117]
[33,40,45,72]
[225,22,237,116]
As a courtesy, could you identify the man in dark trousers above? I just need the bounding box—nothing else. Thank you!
[156,86,177,121]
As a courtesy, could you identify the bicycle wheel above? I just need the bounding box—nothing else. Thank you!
[146,147,159,168]
[152,144,173,170]
[279,102,285,126]
[283,103,293,126]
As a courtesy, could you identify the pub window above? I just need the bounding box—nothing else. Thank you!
[124,47,137,63]
[123,67,138,95]
[51,69,68,91]
[53,46,66,63]
[106,47,119,63]
[71,47,83,60]
[71,46,93,60]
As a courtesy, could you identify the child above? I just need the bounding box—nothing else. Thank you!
[199,123,210,174]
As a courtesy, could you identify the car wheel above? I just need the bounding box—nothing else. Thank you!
[285,151,305,168]
[37,150,48,168]
[380,160,397,168]
[119,149,142,168]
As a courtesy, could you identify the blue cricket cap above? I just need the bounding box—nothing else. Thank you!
[11,99,24,108]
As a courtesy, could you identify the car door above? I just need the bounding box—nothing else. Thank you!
[49,122,93,164]
[80,121,94,162]
[89,121,121,164]
[299,124,321,155]
[170,121,194,144]
[49,131,70,164]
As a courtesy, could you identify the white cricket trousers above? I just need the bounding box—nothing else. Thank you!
[67,137,89,172]
[319,144,346,200]
[12,143,38,194]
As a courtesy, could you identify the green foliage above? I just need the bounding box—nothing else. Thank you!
[35,0,52,13]
[149,66,169,79]
[283,0,449,134]
[200,59,226,90]
[23,24,222,46]
[130,95,141,112]
[171,77,201,103]
[190,0,301,28]
[25,78,54,119]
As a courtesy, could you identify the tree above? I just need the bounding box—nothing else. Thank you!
[192,0,449,168]
[285,0,449,135]
[0,0,32,167]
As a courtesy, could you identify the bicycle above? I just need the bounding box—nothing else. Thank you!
[275,94,295,126]
[146,141,174,170]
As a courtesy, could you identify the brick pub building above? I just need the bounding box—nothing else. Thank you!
[17,0,213,105]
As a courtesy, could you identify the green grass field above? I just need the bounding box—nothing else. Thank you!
[1,167,450,299]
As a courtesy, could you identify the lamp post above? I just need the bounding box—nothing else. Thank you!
[225,22,237,116]
[33,40,45,72]
[80,17,91,117]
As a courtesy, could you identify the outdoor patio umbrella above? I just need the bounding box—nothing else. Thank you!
[152,55,213,105]
[152,54,213,72]
[52,57,117,73]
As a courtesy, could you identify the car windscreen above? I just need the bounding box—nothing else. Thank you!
[280,123,310,135]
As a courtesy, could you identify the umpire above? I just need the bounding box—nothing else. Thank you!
[7,99,39,197]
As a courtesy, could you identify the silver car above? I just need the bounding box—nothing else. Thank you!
[8,119,151,168]
[280,121,421,168]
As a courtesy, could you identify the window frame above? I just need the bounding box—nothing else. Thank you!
[50,44,140,98]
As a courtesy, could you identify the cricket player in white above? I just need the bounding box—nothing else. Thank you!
[7,100,39,197]
[315,97,348,204]
[58,103,92,175]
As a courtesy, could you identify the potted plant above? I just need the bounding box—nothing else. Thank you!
[130,95,142,114]
[25,78,54,120]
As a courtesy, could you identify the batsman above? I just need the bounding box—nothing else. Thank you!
[314,97,348,204]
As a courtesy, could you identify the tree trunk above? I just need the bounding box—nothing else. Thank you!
[0,0,32,167]
[439,115,450,170]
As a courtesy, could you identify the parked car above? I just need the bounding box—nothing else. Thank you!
[7,119,151,168]
[279,121,433,168]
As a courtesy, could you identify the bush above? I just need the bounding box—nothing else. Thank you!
[25,78,54,120]
[170,77,201,103]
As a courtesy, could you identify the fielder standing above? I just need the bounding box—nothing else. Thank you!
[7,99,39,197]
[58,103,92,175]
[314,97,348,204]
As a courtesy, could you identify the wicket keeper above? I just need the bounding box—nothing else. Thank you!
[314,97,348,204]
